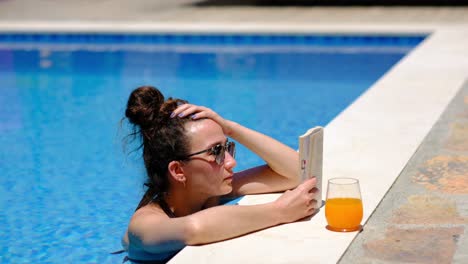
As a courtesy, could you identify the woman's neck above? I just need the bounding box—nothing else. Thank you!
[164,189,209,217]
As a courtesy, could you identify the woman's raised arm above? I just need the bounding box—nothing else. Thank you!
[172,104,300,195]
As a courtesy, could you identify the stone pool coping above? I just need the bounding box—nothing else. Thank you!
[340,78,468,263]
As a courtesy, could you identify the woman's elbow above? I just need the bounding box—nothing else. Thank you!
[281,166,301,189]
[285,176,301,189]
[183,217,203,246]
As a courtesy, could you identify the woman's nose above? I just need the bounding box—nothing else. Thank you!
[224,151,236,170]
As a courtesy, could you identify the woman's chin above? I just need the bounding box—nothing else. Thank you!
[220,184,233,195]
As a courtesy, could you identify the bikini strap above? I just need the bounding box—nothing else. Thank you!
[152,193,176,218]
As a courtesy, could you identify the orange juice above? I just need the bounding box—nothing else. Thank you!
[325,198,363,231]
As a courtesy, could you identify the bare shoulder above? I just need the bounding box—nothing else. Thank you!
[132,205,168,223]
[127,205,169,245]
[125,204,190,254]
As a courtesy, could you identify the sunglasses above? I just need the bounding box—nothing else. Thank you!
[181,140,236,165]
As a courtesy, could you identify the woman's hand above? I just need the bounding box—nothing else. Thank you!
[273,177,318,224]
[171,104,233,136]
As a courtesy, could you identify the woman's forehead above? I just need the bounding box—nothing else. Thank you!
[185,119,225,150]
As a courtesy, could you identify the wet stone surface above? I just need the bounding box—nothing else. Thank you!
[364,227,464,263]
[339,81,468,263]
[446,122,468,151]
[392,195,467,225]
[414,155,468,194]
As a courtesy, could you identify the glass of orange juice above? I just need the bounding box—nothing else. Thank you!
[325,177,363,232]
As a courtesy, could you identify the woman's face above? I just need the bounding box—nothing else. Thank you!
[183,119,236,197]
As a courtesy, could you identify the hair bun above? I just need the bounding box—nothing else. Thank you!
[125,86,164,129]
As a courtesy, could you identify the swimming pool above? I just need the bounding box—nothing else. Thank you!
[0,33,424,263]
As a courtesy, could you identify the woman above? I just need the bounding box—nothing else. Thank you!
[121,86,318,263]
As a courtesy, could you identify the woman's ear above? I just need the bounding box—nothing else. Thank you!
[168,161,186,183]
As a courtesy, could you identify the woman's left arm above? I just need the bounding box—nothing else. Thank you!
[224,120,300,195]
[172,105,300,195]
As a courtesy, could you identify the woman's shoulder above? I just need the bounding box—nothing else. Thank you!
[126,204,185,260]
[128,205,169,237]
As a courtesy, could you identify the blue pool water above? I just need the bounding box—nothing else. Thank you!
[0,33,424,263]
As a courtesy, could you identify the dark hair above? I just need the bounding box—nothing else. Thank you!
[124,85,191,210]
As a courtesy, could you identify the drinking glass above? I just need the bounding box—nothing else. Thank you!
[325,177,363,232]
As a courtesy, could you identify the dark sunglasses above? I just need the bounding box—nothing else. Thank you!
[181,141,236,165]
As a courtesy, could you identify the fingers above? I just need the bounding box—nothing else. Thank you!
[306,194,316,204]
[309,187,319,194]
[187,108,213,120]
[307,199,318,208]
[171,104,211,119]
[170,104,190,118]
[304,198,317,217]
[307,206,318,214]
[300,182,319,212]
[298,177,317,192]
[171,103,191,116]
